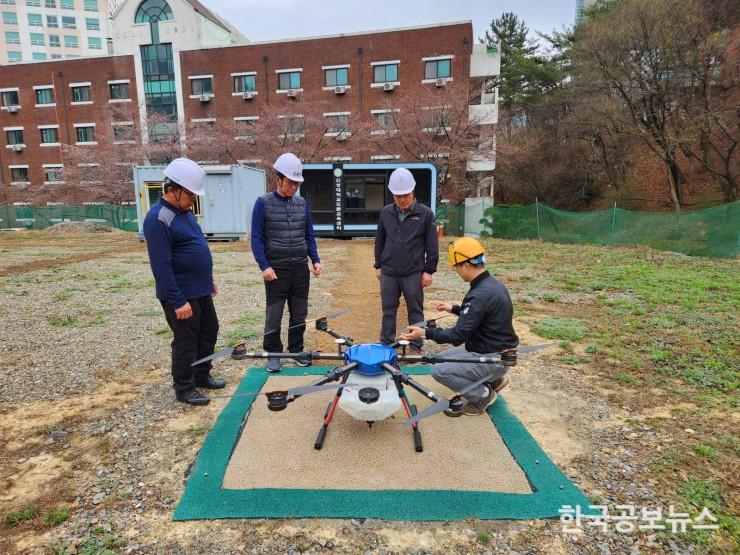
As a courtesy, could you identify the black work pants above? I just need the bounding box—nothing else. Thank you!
[380,271,424,348]
[263,263,310,353]
[161,295,219,393]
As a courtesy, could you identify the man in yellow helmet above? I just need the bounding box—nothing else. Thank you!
[400,237,518,415]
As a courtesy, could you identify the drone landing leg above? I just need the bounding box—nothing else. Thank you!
[315,389,343,450]
[399,389,423,453]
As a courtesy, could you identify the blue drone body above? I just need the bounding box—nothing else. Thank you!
[343,343,398,376]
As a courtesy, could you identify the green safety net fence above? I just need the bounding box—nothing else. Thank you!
[0,205,138,232]
[436,201,739,258]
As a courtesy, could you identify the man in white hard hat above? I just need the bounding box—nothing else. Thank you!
[143,157,225,406]
[251,152,322,372]
[374,167,439,352]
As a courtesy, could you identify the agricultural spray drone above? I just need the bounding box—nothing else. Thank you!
[194,312,549,452]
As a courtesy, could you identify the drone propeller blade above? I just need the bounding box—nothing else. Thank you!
[402,398,449,427]
[322,309,350,320]
[287,383,352,396]
[518,343,554,354]
[408,314,452,329]
[192,346,235,366]
[456,373,497,397]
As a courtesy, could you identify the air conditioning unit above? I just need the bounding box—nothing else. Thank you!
[287,89,299,98]
[435,78,446,87]
[242,91,255,100]
[383,82,396,92]
[10,144,24,152]
[7,105,20,113]
[199,94,212,102]
[334,86,346,95]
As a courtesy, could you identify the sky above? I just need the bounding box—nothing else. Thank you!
[206,0,578,45]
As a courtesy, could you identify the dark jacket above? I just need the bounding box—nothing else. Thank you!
[425,271,519,353]
[143,198,213,309]
[374,201,438,277]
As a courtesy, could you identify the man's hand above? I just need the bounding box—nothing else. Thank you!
[262,267,278,281]
[211,281,219,297]
[375,268,381,281]
[312,262,323,277]
[422,272,433,288]
[175,302,193,320]
[436,302,454,313]
[399,326,424,342]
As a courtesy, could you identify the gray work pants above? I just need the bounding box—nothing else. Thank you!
[379,271,424,348]
[431,345,509,402]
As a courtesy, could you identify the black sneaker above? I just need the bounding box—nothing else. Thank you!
[195,376,226,389]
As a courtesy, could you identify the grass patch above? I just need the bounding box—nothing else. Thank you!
[476,532,491,545]
[154,327,172,336]
[41,506,70,526]
[4,505,37,526]
[48,314,78,327]
[615,372,641,385]
[226,326,259,347]
[533,317,588,341]
[54,290,73,301]
[692,443,718,460]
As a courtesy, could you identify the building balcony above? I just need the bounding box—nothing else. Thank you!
[470,43,501,78]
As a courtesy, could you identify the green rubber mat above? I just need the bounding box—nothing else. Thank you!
[173,366,591,521]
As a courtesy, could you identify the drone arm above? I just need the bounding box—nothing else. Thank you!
[241,351,345,361]
[323,327,354,347]
[396,354,501,364]
[380,363,444,404]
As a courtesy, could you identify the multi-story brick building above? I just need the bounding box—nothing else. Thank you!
[0,0,500,204]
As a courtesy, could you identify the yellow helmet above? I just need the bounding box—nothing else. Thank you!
[448,237,486,267]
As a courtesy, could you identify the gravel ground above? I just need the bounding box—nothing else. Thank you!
[0,232,712,554]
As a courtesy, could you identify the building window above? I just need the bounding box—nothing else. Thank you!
[113,123,134,142]
[7,51,21,62]
[277,71,301,91]
[135,0,173,23]
[44,166,63,182]
[32,52,47,61]
[35,88,54,104]
[26,0,40,6]
[47,15,58,27]
[30,32,44,46]
[87,36,101,49]
[64,35,77,47]
[1,90,19,106]
[5,31,20,44]
[1,0,17,5]
[11,167,29,182]
[233,117,257,139]
[424,58,451,79]
[71,85,91,102]
[85,17,99,30]
[324,67,348,87]
[40,127,59,143]
[190,77,212,96]
[233,74,256,93]
[75,125,95,143]
[27,12,42,26]
[2,11,17,25]
[324,113,349,134]
[62,15,75,29]
[51,53,61,59]
[44,0,55,7]
[372,110,398,131]
[60,0,72,8]
[48,34,60,47]
[5,129,24,145]
[109,82,130,100]
[278,115,304,137]
[83,0,96,10]
[373,63,398,84]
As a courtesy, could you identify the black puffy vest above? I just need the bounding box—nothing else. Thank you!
[262,193,308,267]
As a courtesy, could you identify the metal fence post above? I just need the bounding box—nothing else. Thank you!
[610,201,617,233]
[535,198,541,240]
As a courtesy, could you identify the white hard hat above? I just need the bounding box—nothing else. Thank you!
[164,158,206,196]
[273,152,304,183]
[388,167,416,195]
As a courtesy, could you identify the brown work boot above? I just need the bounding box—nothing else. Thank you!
[488,376,510,393]
[462,388,497,416]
